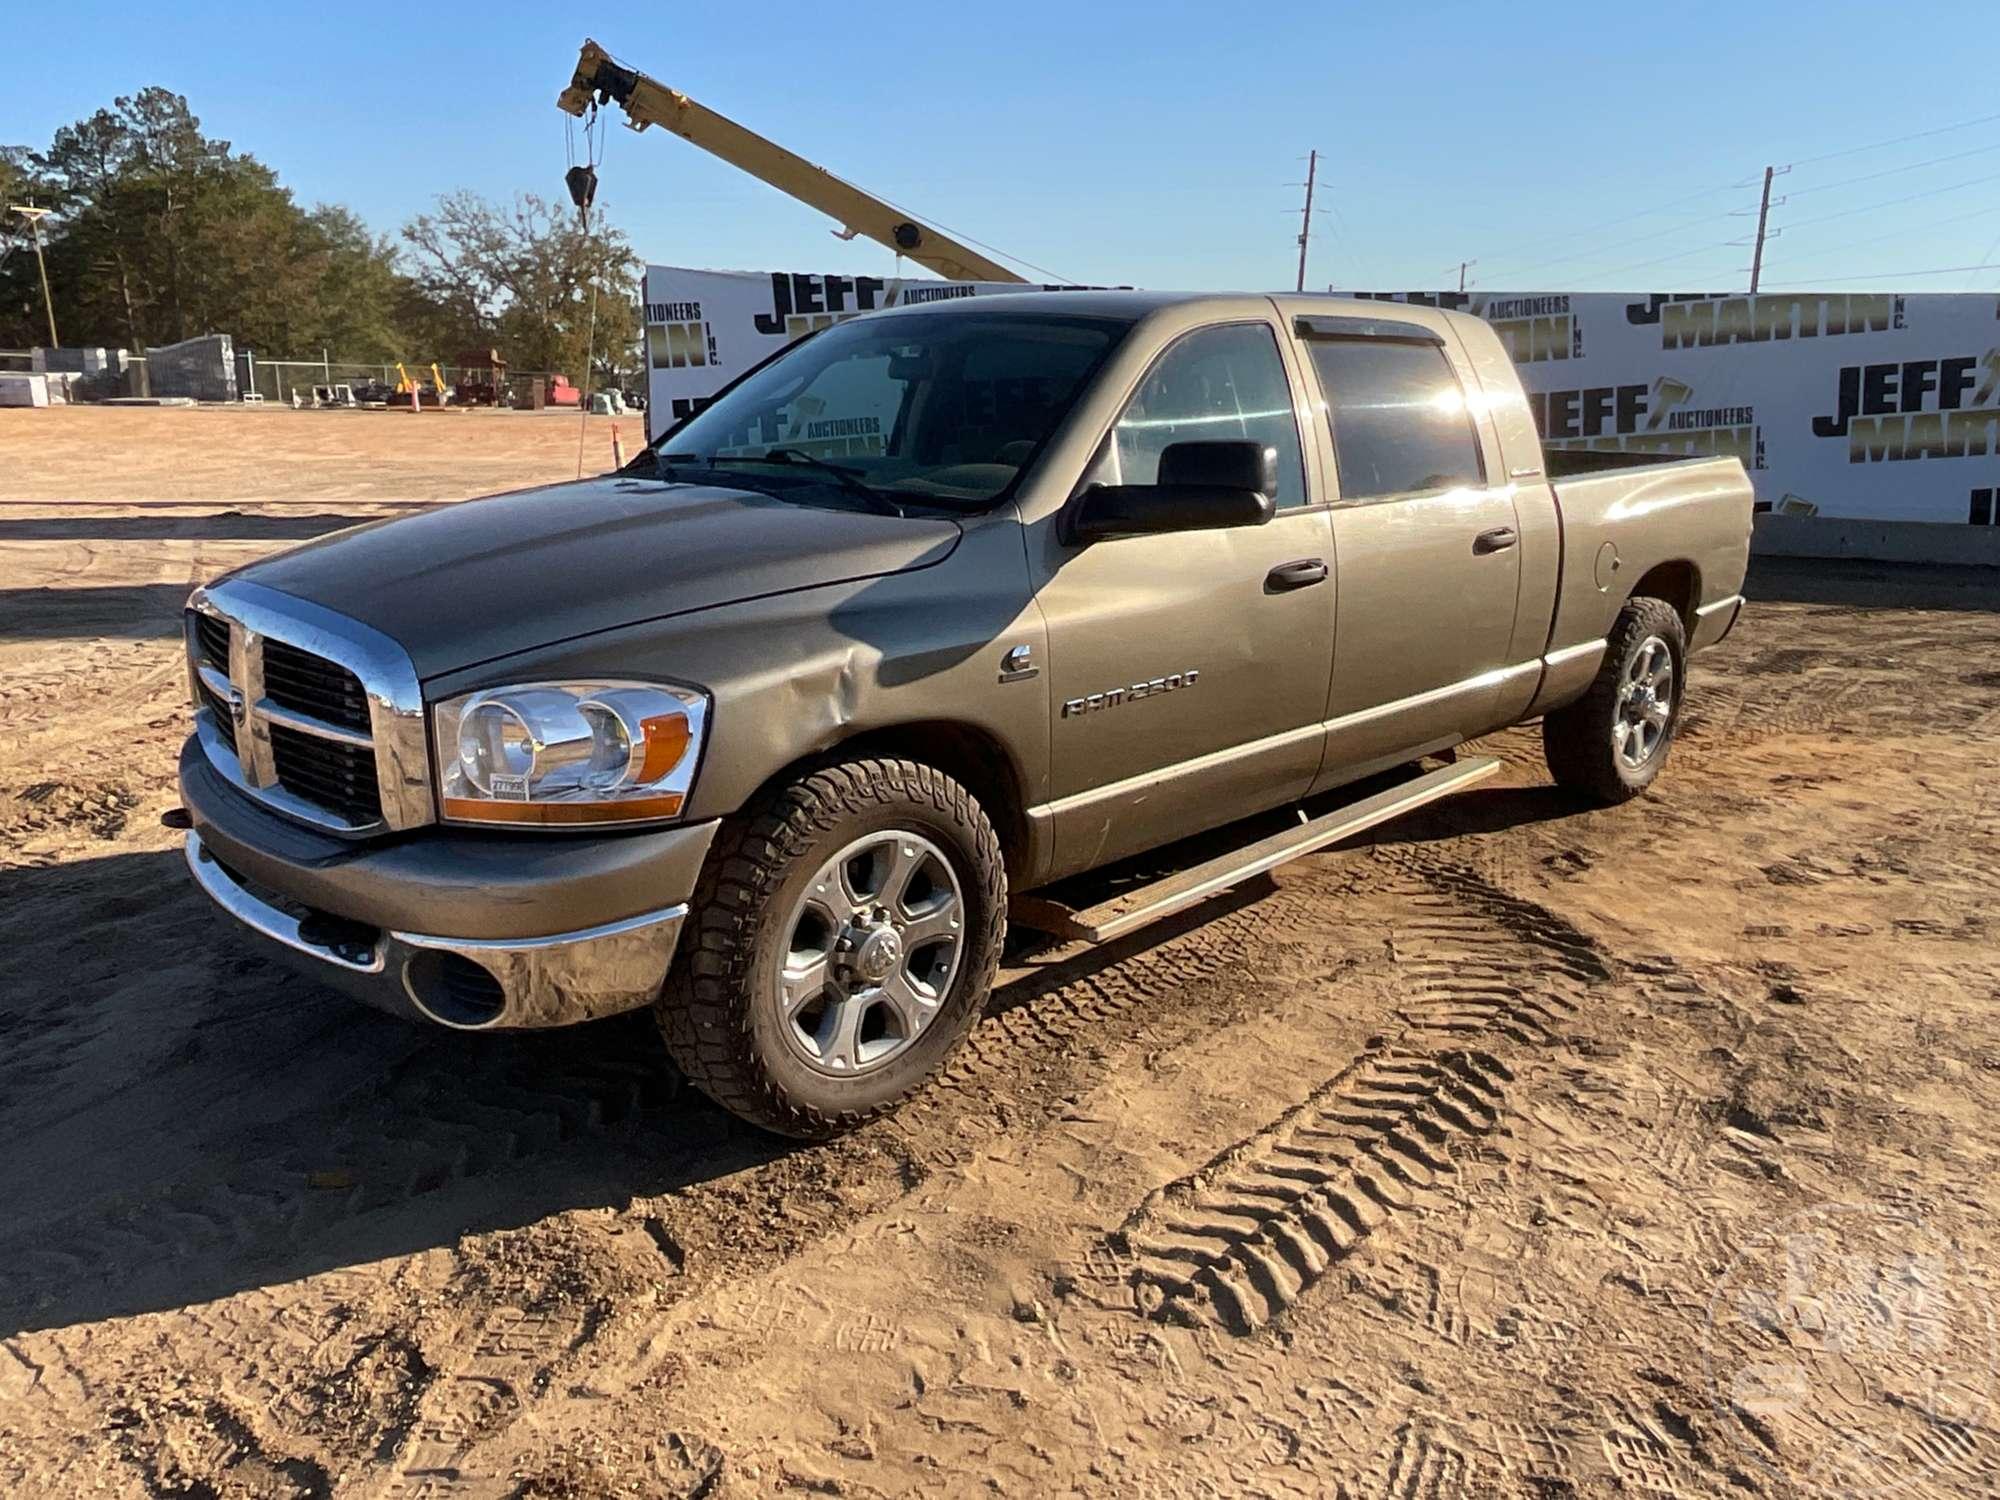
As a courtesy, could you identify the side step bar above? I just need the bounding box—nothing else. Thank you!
[1010,756,1501,945]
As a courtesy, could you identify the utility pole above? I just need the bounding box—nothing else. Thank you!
[1457,260,1476,293]
[9,205,58,348]
[1748,166,1775,294]
[1295,149,1318,293]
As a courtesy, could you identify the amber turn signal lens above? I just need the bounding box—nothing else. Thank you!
[441,793,686,826]
[635,712,693,783]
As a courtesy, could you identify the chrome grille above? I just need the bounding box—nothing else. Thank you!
[195,612,231,671]
[195,673,238,756]
[263,638,371,732]
[270,722,382,824]
[185,580,435,836]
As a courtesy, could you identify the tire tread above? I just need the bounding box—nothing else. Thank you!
[1542,595,1687,804]
[657,758,1006,1138]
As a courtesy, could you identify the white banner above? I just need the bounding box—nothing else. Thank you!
[1342,290,2000,524]
[644,267,2000,525]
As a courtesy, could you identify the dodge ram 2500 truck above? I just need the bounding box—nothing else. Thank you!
[179,291,1752,1136]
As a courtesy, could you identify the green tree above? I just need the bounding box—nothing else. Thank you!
[402,191,639,384]
[0,89,408,357]
[0,87,644,384]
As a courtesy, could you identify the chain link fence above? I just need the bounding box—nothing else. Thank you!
[245,358,644,412]
[241,357,622,409]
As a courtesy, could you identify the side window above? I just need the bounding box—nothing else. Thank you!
[1112,324,1307,508]
[1305,337,1485,500]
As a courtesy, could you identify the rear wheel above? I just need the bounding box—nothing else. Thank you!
[658,758,1006,1138]
[1542,595,1687,804]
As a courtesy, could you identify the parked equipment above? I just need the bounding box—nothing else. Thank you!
[453,349,510,406]
[388,362,451,409]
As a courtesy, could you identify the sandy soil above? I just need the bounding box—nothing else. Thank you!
[0,405,621,503]
[2,434,1998,1496]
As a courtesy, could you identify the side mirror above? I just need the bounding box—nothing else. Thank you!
[1064,440,1279,543]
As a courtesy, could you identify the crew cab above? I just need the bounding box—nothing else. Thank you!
[178,291,1752,1136]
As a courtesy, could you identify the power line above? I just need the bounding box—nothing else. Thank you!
[1552,244,1744,290]
[1779,168,2000,233]
[1758,263,2000,287]
[1787,138,2000,197]
[1789,110,2000,168]
[1767,201,2000,267]
[1565,238,1748,285]
[1497,205,1750,281]
[1321,198,1372,288]
[1469,111,2000,285]
[1471,180,1749,271]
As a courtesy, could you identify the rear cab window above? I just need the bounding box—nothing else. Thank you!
[1299,324,1486,501]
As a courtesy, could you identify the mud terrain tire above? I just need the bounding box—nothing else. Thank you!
[658,758,1007,1138]
[1543,595,1688,804]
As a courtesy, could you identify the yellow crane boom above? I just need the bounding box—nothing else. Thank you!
[557,39,1028,285]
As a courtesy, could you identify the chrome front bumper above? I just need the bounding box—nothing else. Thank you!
[185,831,686,1030]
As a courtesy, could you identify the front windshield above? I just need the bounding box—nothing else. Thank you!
[652,310,1130,511]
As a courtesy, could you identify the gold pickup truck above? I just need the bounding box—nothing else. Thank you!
[178,291,1752,1136]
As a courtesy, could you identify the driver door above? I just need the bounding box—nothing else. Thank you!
[1029,320,1336,876]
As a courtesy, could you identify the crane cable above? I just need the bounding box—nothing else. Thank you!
[571,103,609,480]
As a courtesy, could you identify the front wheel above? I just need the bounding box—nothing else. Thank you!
[1542,595,1688,804]
[658,758,1006,1138]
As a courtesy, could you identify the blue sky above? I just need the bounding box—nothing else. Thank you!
[7,0,1999,294]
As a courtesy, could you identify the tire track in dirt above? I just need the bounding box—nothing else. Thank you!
[1085,852,1609,1336]
[1361,1418,1479,1496]
[0,872,1337,1340]
[379,882,1353,1482]
[0,856,1359,1489]
[939,874,1336,1110]
[374,1305,583,1498]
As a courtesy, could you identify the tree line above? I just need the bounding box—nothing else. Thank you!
[0,88,640,385]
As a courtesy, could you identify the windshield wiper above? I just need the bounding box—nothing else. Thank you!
[705,449,905,517]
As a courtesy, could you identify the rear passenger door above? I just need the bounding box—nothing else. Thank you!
[1295,315,1529,785]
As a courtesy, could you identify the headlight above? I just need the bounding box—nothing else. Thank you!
[432,680,708,827]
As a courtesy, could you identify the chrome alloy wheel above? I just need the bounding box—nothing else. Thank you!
[778,830,966,1076]
[1615,634,1675,769]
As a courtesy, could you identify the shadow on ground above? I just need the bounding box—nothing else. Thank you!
[0,514,401,543]
[1747,555,2000,612]
[1364,783,1588,845]
[0,584,192,639]
[0,840,1265,1338]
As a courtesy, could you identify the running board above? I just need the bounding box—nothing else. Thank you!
[1010,756,1501,945]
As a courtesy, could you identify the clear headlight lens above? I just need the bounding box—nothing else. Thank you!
[432,680,708,827]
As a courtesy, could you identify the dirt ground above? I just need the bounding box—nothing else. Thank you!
[2,414,1999,1497]
[0,405,620,503]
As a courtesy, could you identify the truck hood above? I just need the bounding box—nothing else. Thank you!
[233,476,962,677]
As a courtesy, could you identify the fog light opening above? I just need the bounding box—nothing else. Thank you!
[403,950,508,1030]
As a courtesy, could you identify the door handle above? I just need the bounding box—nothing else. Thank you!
[1473,526,1519,555]
[1265,557,1329,593]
